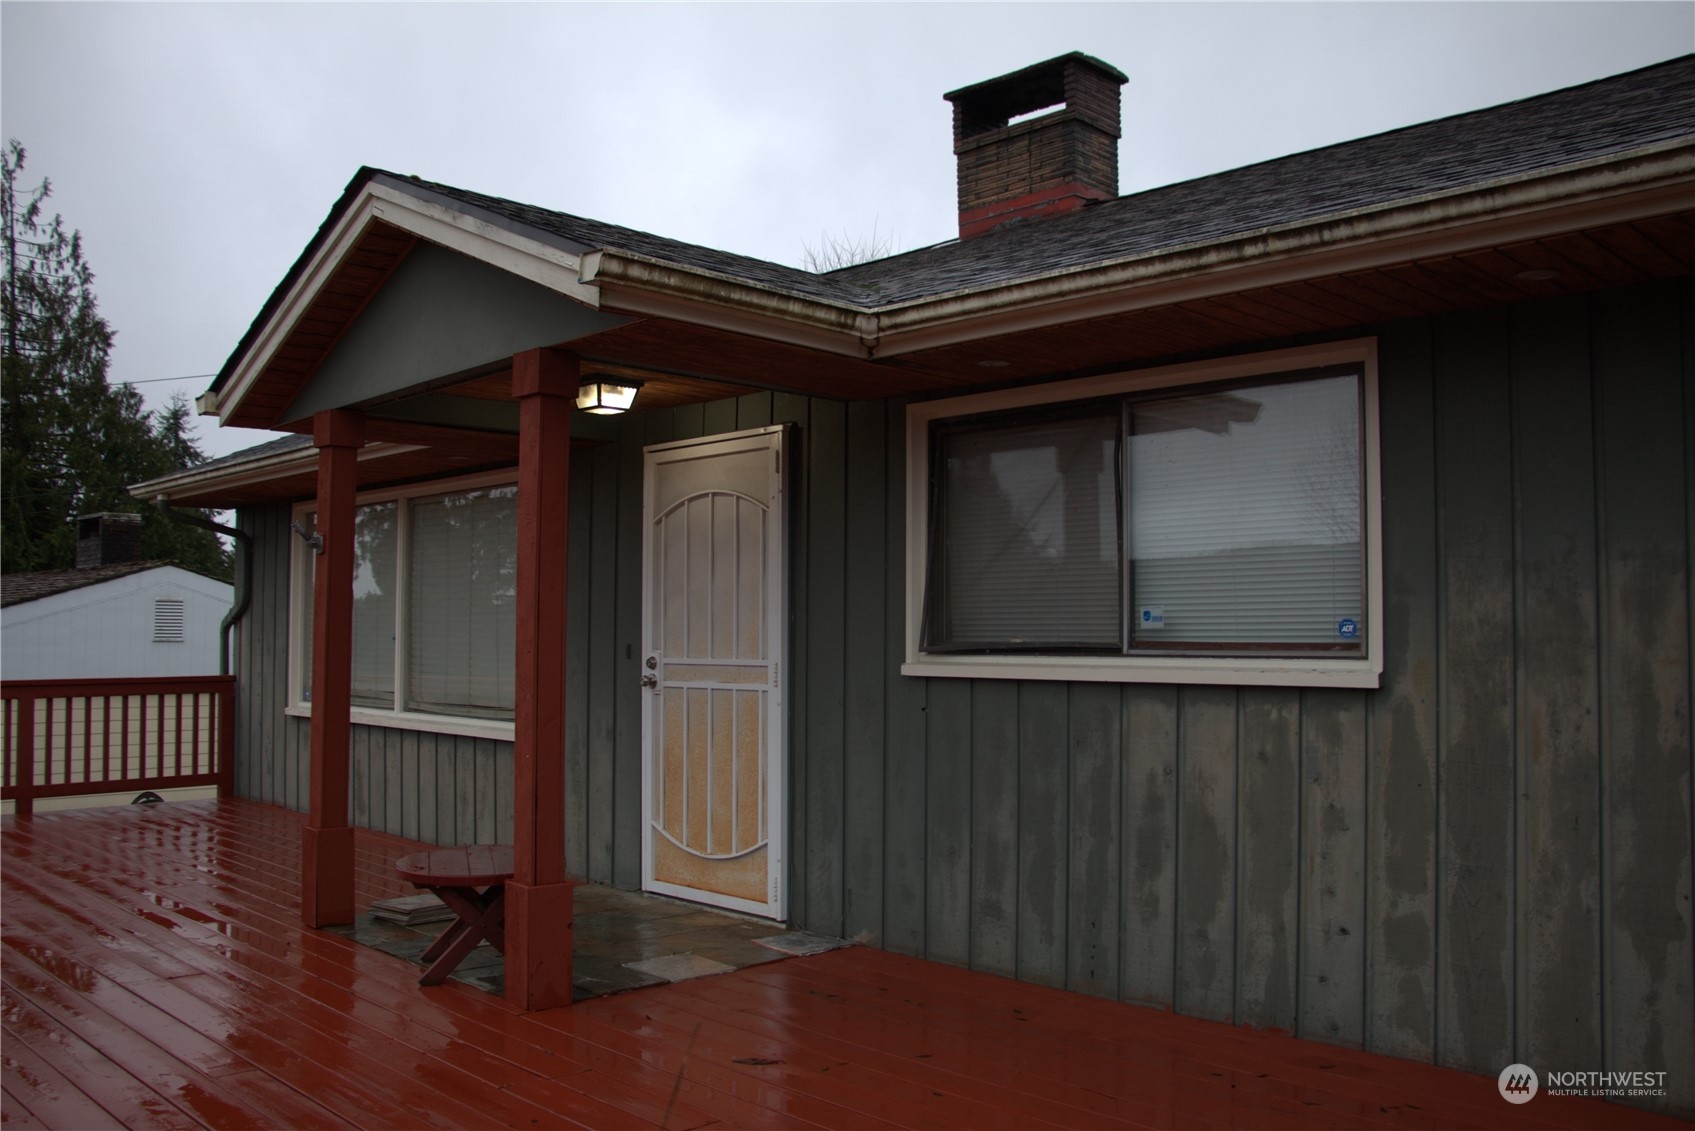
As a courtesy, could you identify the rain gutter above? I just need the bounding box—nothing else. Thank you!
[130,440,425,504]
[152,500,251,677]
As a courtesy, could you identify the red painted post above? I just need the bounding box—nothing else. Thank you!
[101,696,112,784]
[505,347,575,1011]
[42,697,55,794]
[82,697,93,786]
[14,697,35,818]
[190,692,201,778]
[302,408,364,928]
[217,679,235,799]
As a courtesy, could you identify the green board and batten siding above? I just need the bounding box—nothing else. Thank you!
[234,279,1693,1112]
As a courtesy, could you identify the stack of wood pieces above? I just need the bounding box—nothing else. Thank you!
[369,893,455,926]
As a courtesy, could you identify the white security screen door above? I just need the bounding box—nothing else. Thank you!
[641,426,788,919]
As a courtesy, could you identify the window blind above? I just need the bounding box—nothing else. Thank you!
[1127,375,1362,646]
[406,487,517,718]
[926,409,1121,649]
[350,502,398,708]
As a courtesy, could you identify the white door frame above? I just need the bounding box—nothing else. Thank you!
[639,424,789,920]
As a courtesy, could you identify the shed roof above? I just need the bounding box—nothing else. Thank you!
[0,561,171,608]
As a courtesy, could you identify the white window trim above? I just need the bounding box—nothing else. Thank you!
[903,339,1384,689]
[284,703,514,743]
[288,467,518,740]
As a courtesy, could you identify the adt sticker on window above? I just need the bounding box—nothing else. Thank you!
[1140,606,1164,629]
[1337,617,1359,639]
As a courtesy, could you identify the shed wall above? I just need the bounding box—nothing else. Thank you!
[2,568,232,680]
[233,278,1693,1110]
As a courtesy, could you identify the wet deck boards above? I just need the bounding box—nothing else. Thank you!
[2,799,1686,1130]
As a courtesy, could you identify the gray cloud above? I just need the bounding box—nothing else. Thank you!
[3,1,1689,457]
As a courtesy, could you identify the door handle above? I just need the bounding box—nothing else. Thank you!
[640,673,658,689]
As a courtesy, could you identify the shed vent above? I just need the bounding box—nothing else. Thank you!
[153,598,186,643]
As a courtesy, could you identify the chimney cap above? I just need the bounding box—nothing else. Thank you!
[943,52,1127,110]
[75,511,145,569]
[945,53,1129,238]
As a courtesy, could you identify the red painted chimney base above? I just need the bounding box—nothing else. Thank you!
[957,182,1113,239]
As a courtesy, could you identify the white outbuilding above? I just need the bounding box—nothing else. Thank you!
[1,515,233,681]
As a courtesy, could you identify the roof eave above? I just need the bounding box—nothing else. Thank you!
[571,140,1693,357]
[869,138,1695,354]
[579,249,879,357]
[132,441,424,505]
[206,135,1693,433]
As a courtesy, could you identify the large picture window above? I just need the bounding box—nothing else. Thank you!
[291,473,518,736]
[907,341,1381,687]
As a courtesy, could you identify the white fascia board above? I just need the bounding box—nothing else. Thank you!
[580,249,877,358]
[562,142,1694,361]
[871,142,1695,355]
[363,183,597,304]
[131,443,427,503]
[217,182,597,426]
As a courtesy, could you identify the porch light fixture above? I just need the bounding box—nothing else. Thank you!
[575,375,643,414]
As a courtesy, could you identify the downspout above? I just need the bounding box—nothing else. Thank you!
[153,497,252,677]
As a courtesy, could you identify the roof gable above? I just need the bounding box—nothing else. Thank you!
[280,240,629,425]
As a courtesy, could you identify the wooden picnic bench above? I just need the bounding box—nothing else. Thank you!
[393,844,514,986]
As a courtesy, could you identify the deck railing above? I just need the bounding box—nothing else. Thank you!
[2,676,235,817]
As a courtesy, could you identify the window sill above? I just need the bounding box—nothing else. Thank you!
[285,704,515,742]
[901,653,1381,689]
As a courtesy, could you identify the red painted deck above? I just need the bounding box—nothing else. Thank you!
[2,799,1687,1130]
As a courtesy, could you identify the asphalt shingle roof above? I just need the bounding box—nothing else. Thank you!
[1,561,171,608]
[187,433,313,474]
[395,55,1694,308]
[213,54,1693,412]
[382,176,881,304]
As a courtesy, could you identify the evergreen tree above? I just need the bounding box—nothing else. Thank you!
[2,140,230,579]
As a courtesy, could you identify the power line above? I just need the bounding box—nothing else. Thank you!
[117,373,217,386]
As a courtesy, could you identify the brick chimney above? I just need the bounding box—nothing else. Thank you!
[944,53,1128,239]
[75,512,144,569]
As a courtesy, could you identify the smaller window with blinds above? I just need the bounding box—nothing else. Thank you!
[906,341,1382,688]
[152,598,186,643]
[289,470,518,737]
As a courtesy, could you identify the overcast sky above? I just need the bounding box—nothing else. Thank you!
[3,1,1691,460]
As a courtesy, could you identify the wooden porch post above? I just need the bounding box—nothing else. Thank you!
[506,347,575,1010]
[302,408,363,928]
